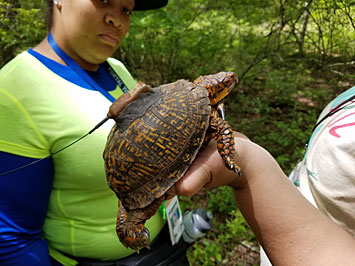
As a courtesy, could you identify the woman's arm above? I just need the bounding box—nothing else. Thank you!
[174,136,355,266]
[0,151,53,265]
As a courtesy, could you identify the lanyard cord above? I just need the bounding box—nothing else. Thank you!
[47,32,129,102]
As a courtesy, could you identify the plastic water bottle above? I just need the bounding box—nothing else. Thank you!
[182,208,213,243]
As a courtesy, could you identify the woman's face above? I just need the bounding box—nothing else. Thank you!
[52,0,134,69]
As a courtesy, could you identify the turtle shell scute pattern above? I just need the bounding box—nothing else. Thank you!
[104,79,211,210]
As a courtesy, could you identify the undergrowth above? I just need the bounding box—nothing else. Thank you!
[181,57,355,265]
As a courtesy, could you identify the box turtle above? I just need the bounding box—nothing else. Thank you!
[103,72,241,251]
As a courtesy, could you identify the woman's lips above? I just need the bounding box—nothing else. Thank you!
[100,34,118,46]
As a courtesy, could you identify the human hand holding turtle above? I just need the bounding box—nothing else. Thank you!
[103,72,241,251]
[170,134,247,197]
[103,73,355,266]
[170,132,265,197]
[175,133,355,266]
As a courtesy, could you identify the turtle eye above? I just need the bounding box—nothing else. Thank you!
[224,79,232,87]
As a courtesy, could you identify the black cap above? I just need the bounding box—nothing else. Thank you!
[134,0,168,11]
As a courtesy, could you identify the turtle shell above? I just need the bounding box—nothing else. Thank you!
[103,79,211,210]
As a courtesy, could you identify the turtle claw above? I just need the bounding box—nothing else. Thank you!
[228,162,242,176]
[117,223,151,251]
[232,164,242,176]
[224,156,242,176]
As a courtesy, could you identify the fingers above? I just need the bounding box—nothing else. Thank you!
[174,159,212,197]
[172,133,260,198]
[174,140,237,196]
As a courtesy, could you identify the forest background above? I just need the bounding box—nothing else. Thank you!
[1,0,354,265]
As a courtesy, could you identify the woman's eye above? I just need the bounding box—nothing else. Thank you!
[98,0,109,5]
[123,8,132,15]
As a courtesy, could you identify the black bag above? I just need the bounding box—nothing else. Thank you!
[74,224,190,266]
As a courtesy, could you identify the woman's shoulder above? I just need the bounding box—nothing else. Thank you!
[0,51,54,85]
[1,51,36,73]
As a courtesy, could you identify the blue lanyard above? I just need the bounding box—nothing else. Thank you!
[47,32,128,102]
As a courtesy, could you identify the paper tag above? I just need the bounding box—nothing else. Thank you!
[165,196,184,245]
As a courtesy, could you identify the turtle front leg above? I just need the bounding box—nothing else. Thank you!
[209,117,242,176]
[116,196,164,251]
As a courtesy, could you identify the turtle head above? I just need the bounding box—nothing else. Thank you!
[193,72,238,106]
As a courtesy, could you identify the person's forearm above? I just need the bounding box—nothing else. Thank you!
[175,136,355,265]
[233,139,355,266]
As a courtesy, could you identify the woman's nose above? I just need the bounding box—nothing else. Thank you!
[105,13,123,28]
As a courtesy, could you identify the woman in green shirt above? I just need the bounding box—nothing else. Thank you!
[0,1,188,265]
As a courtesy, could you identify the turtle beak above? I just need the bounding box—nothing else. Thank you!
[217,103,225,120]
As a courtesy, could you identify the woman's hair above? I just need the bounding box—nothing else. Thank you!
[45,0,54,29]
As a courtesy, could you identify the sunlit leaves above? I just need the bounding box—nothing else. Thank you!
[0,0,46,65]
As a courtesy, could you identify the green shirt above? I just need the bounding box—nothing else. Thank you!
[0,51,165,264]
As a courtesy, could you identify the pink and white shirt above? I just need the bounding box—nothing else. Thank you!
[298,86,355,236]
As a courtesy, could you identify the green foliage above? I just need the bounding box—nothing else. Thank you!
[207,187,237,214]
[222,210,256,243]
[0,0,46,66]
[187,210,257,265]
[117,0,355,87]
[226,58,350,172]
[2,0,355,264]
[188,239,223,266]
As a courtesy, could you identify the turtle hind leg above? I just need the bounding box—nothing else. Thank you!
[209,117,242,176]
[116,196,164,251]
